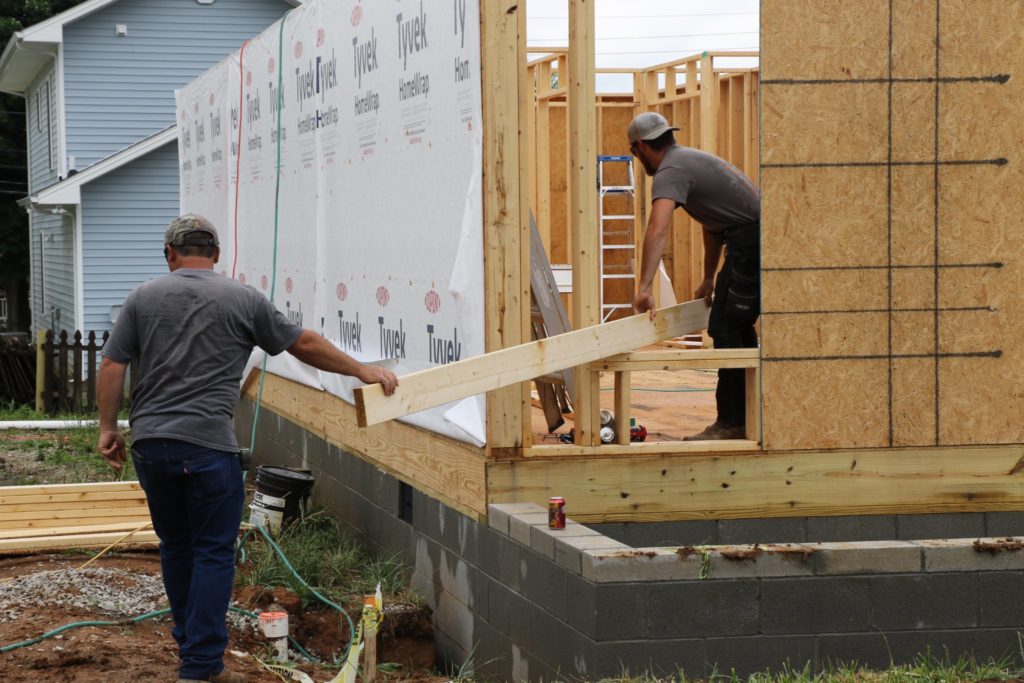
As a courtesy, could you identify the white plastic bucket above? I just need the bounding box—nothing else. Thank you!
[248,490,286,535]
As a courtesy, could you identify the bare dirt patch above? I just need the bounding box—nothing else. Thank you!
[0,553,444,682]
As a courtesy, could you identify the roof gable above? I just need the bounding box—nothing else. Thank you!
[21,124,176,207]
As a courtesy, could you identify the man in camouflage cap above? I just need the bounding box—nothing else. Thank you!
[97,214,397,683]
[164,213,220,248]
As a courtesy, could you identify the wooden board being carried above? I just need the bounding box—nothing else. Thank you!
[354,299,711,427]
[0,481,156,554]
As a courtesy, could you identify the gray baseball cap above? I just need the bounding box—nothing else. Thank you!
[165,214,220,247]
[627,112,679,144]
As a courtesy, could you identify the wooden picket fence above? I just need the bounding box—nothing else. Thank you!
[36,330,110,415]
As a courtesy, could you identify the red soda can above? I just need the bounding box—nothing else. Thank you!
[548,496,566,529]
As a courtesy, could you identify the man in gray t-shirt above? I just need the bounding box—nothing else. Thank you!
[96,214,397,683]
[628,112,760,441]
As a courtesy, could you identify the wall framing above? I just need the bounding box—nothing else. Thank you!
[245,0,1024,525]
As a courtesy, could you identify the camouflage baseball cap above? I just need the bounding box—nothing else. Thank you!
[165,214,220,247]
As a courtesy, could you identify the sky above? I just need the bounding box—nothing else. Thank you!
[525,0,760,92]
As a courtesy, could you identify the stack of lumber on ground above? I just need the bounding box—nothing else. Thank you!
[0,481,156,554]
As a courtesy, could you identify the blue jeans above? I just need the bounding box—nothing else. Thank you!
[131,438,244,680]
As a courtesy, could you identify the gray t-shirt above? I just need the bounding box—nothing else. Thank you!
[651,145,760,234]
[103,269,302,452]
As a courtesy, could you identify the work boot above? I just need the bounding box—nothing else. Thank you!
[683,421,745,441]
[209,670,247,683]
[177,669,247,683]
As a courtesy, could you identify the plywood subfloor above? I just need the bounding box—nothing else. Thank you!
[531,365,718,444]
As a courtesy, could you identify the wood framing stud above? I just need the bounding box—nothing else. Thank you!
[480,0,529,453]
[568,0,600,446]
[613,370,631,445]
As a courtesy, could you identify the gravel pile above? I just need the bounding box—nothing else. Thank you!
[0,567,167,622]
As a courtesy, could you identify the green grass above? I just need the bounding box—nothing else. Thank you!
[444,647,1024,683]
[0,418,136,485]
[581,648,1024,683]
[0,399,45,421]
[237,512,418,608]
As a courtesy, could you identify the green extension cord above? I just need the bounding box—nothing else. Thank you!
[249,9,292,458]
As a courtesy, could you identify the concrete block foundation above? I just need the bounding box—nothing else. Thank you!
[238,402,1024,680]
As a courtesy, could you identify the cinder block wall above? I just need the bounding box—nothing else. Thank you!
[238,402,1024,680]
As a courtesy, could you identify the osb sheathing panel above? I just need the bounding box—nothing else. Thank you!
[761,0,1024,450]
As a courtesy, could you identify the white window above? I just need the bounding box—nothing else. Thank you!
[34,87,41,133]
[31,77,55,170]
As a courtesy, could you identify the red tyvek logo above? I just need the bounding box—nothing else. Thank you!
[285,277,294,294]
[317,28,326,47]
[351,1,362,26]
[209,93,215,106]
[376,286,389,307]
[247,70,253,86]
[294,41,303,59]
[239,273,247,285]
[336,282,348,301]
[260,275,268,290]
[425,289,441,314]
[194,102,199,113]
[267,57,275,73]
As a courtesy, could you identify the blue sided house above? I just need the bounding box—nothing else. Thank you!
[0,0,301,335]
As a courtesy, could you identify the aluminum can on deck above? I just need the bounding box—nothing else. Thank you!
[548,496,566,529]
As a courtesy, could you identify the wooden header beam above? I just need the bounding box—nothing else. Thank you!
[488,444,1024,522]
[354,300,710,427]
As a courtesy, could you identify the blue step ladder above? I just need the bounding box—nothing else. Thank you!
[597,155,637,322]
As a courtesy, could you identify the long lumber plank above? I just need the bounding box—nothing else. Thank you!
[594,348,760,372]
[0,489,147,506]
[0,530,159,554]
[0,520,152,540]
[0,481,145,497]
[354,299,710,427]
[0,498,150,514]
[0,507,149,528]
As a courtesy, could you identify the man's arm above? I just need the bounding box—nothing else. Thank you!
[287,329,398,395]
[694,228,724,306]
[96,357,128,470]
[633,197,677,316]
